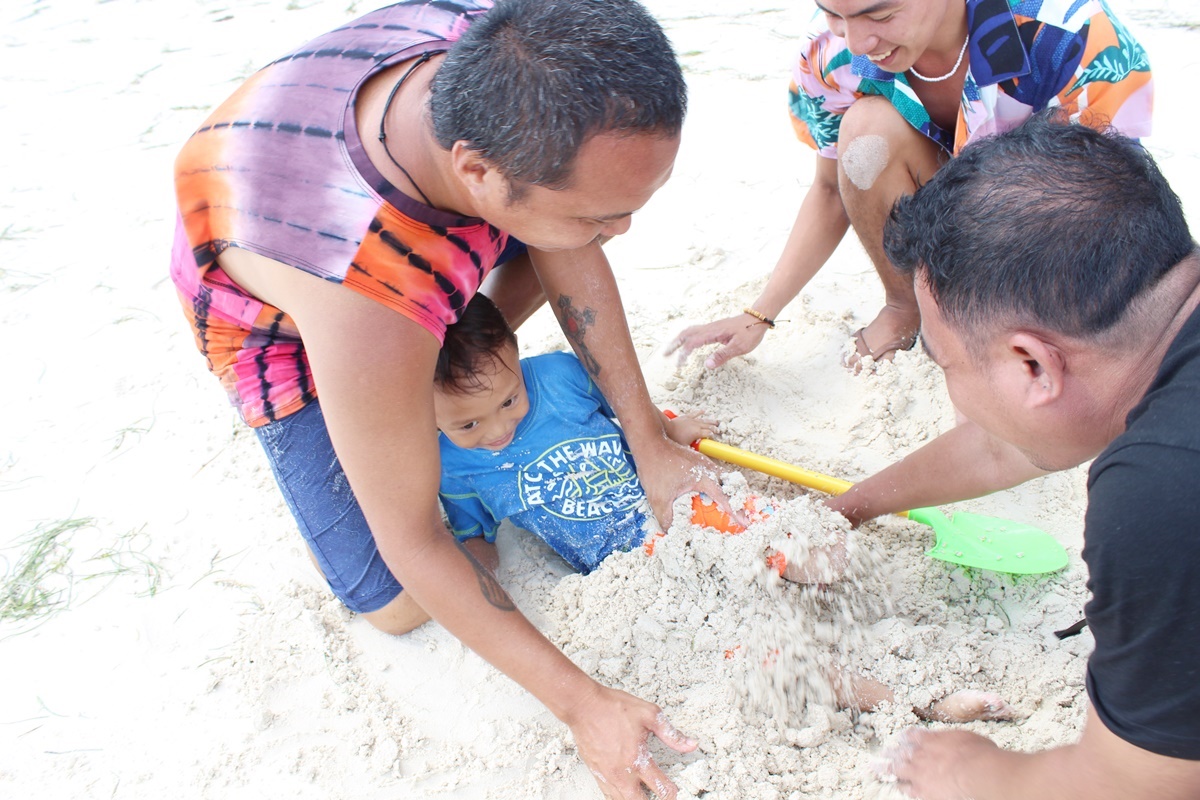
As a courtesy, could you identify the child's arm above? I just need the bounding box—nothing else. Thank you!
[663,410,718,448]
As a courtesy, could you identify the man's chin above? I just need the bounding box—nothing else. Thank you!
[1021,447,1087,473]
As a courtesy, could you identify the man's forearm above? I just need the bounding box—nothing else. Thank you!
[387,522,598,720]
[531,243,665,447]
[829,421,1046,525]
[897,708,1200,799]
[964,738,1199,800]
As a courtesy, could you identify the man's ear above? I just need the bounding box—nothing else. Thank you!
[450,141,503,201]
[1006,332,1066,408]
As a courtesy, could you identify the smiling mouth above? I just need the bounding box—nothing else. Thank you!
[867,48,896,63]
[485,430,514,449]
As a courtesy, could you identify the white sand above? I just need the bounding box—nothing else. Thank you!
[2,1,1196,798]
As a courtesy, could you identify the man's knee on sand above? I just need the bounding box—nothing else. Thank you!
[363,593,432,637]
[299,542,427,636]
[348,538,501,637]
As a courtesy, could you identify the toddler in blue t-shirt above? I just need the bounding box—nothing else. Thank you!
[433,293,716,573]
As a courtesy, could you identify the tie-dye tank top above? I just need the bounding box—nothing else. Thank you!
[171,0,507,427]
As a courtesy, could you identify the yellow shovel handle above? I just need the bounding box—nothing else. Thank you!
[692,438,913,520]
[695,439,852,495]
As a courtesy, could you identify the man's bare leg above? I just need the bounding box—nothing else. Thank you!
[836,96,946,366]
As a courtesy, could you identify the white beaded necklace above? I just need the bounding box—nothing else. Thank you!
[909,34,969,82]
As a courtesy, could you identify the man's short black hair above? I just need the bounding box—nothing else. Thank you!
[436,293,518,395]
[884,111,1196,339]
[429,0,686,194]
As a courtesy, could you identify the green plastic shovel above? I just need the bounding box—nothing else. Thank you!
[693,438,1068,575]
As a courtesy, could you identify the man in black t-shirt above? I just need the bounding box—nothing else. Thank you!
[844,113,1200,798]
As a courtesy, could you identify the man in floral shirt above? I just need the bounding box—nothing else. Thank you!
[669,0,1151,371]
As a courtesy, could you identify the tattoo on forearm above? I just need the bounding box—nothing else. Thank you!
[454,538,516,612]
[556,294,601,377]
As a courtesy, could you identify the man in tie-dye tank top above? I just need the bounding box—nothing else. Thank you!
[170,1,719,794]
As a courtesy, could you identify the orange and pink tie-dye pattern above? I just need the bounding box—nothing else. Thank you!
[171,1,508,427]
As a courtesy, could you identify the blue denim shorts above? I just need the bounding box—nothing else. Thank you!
[255,400,402,613]
[252,242,529,612]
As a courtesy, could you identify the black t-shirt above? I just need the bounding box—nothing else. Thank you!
[1084,304,1200,760]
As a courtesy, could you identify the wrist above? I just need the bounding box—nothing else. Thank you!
[825,492,868,528]
[741,306,776,329]
[622,406,673,451]
[548,672,605,726]
[750,288,791,321]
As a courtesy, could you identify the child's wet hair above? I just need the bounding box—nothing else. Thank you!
[436,293,519,395]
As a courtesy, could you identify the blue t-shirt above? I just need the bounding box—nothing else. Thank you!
[438,352,651,573]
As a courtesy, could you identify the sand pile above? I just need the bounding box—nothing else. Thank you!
[533,465,1091,799]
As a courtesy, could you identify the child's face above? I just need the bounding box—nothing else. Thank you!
[434,342,530,451]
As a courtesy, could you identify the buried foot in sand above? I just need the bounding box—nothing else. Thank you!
[773,536,848,585]
[921,689,1017,723]
[840,674,1018,723]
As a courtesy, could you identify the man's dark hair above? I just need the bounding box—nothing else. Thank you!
[429,0,686,195]
[884,111,1196,339]
[435,293,518,395]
